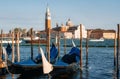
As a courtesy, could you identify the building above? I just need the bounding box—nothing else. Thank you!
[68,24,87,39]
[103,30,116,39]
[35,7,87,39]
[39,30,73,39]
[89,29,103,39]
[45,7,51,31]
[52,19,87,39]
[88,29,116,39]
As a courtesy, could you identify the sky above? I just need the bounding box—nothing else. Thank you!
[0,0,120,32]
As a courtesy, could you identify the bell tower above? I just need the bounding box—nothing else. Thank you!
[45,7,51,31]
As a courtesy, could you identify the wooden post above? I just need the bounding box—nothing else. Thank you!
[80,24,82,68]
[15,32,17,62]
[12,32,15,63]
[17,32,20,62]
[30,28,33,60]
[117,24,120,77]
[55,33,57,46]
[86,30,89,65]
[47,28,50,62]
[114,31,116,66]
[0,29,3,59]
[58,30,60,59]
[38,32,40,52]
[64,32,66,55]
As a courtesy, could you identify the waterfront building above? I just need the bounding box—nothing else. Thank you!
[103,30,116,39]
[39,30,72,39]
[89,29,103,39]
[67,24,87,39]
[52,19,87,39]
[88,29,116,39]
[49,31,72,39]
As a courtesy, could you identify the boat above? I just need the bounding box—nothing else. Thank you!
[50,46,80,77]
[7,59,43,74]
[0,37,22,44]
[23,37,47,44]
[0,47,8,75]
[0,59,6,75]
[0,40,22,44]
[8,39,80,76]
[0,57,6,75]
[89,38,104,42]
[38,46,80,76]
[7,43,58,74]
[39,39,80,77]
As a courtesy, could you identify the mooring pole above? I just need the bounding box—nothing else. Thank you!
[12,31,15,63]
[46,28,50,62]
[30,28,33,60]
[56,23,60,59]
[114,31,116,66]
[38,32,40,52]
[64,32,66,55]
[57,30,60,59]
[15,32,17,62]
[55,33,57,46]
[86,30,89,65]
[48,28,50,62]
[117,24,120,77]
[17,32,20,62]
[80,24,82,68]
[0,29,3,59]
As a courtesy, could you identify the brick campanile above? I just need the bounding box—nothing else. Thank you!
[45,7,51,31]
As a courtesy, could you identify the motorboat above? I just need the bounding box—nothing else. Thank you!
[89,38,104,42]
[23,37,46,44]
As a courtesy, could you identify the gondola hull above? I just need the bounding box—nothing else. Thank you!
[8,60,79,75]
[8,60,43,74]
[9,64,43,74]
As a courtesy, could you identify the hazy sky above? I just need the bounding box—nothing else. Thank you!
[0,0,120,32]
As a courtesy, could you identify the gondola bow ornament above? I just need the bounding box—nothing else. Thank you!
[39,47,53,74]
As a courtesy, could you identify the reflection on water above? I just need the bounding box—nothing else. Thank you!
[17,74,48,79]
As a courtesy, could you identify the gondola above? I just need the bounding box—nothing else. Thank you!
[50,46,80,77]
[38,39,80,76]
[8,40,80,76]
[8,43,58,74]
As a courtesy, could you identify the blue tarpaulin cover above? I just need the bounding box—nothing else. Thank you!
[50,43,58,60]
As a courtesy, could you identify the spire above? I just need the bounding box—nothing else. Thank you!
[46,5,51,20]
[46,4,50,15]
[45,5,51,31]
[46,3,49,11]
[46,6,50,13]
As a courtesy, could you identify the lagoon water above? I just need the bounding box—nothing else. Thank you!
[0,39,120,79]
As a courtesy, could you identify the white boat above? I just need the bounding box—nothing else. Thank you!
[23,37,46,44]
[23,37,39,41]
[89,38,104,42]
[0,40,22,44]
